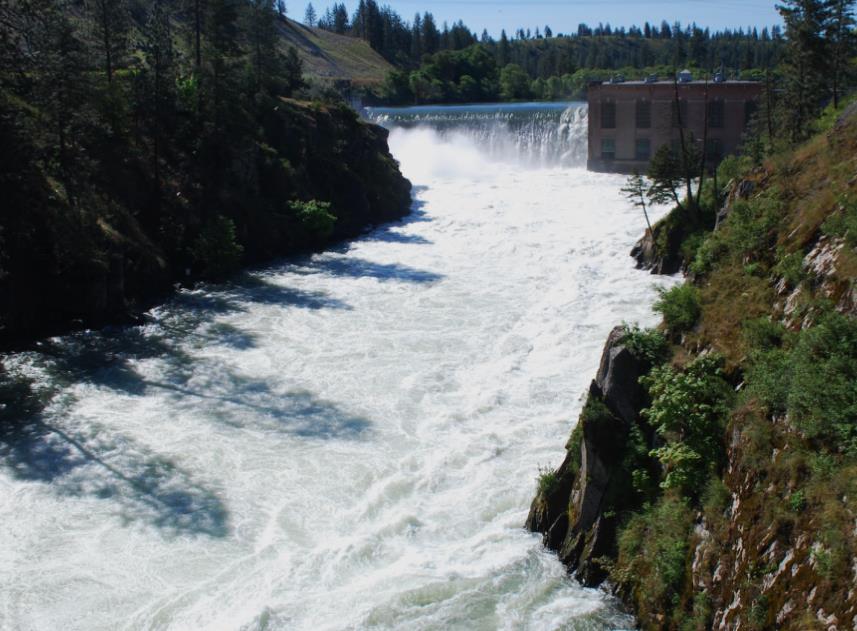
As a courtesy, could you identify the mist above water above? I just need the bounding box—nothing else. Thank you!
[0,103,675,630]
[366,102,589,170]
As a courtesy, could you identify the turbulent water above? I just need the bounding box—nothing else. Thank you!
[1,102,675,631]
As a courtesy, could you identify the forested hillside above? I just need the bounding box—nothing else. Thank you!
[300,0,785,103]
[0,0,411,347]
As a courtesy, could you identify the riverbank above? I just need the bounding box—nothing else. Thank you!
[528,104,857,630]
[0,99,411,351]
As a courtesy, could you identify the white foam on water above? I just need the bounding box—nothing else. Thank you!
[0,105,676,631]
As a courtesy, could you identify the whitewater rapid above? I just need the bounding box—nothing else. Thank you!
[0,108,675,630]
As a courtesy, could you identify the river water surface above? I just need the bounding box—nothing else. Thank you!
[1,103,675,630]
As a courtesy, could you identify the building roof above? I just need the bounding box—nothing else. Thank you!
[598,80,761,86]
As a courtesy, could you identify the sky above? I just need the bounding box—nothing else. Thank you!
[318,1,783,37]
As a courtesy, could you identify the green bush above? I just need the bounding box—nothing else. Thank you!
[725,197,782,258]
[642,355,733,497]
[536,466,559,496]
[773,248,807,288]
[190,215,244,279]
[748,312,857,456]
[613,496,693,620]
[821,192,857,247]
[621,324,670,366]
[290,199,337,241]
[689,233,727,276]
[653,284,701,334]
[742,317,788,351]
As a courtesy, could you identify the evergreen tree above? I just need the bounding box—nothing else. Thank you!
[277,0,286,17]
[825,0,856,107]
[304,2,316,26]
[410,14,423,59]
[777,0,832,140]
[88,0,130,84]
[498,29,510,66]
[244,0,280,93]
[421,13,440,54]
[332,3,348,34]
[137,0,175,206]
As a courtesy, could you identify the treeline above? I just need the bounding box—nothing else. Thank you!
[303,0,785,104]
[0,0,410,343]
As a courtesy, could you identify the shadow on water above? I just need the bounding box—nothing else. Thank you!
[298,256,444,284]
[0,371,229,538]
[0,271,372,536]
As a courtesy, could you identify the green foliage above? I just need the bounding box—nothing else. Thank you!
[653,284,701,334]
[620,324,670,366]
[646,145,684,207]
[821,192,857,247]
[773,248,807,287]
[613,496,693,620]
[580,394,617,426]
[742,317,788,351]
[716,154,754,186]
[190,215,244,279]
[499,63,531,100]
[788,490,807,512]
[565,422,583,468]
[290,199,336,241]
[747,311,857,456]
[536,466,559,496]
[642,355,732,497]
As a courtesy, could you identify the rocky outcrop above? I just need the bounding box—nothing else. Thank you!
[527,326,650,586]
[631,228,684,275]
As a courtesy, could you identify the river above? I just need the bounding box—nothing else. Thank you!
[0,102,675,630]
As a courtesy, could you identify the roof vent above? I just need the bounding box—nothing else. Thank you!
[713,72,726,83]
[645,73,658,84]
[678,69,693,83]
[611,74,626,84]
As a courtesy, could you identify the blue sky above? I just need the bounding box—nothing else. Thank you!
[309,1,783,36]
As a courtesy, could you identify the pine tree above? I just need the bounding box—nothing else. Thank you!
[777,0,833,140]
[137,0,175,203]
[304,2,316,27]
[332,4,348,34]
[825,0,856,108]
[245,0,279,93]
[277,0,286,17]
[88,0,130,84]
[421,13,439,54]
[498,29,510,67]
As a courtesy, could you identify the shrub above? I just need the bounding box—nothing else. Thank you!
[689,233,727,276]
[190,215,244,279]
[742,317,787,351]
[788,490,807,512]
[821,192,857,247]
[642,355,733,497]
[621,324,670,366]
[290,199,336,241]
[536,466,559,496]
[724,197,782,258]
[773,249,806,288]
[653,284,701,333]
[613,496,693,620]
[748,312,857,456]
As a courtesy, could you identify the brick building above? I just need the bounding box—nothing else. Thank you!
[587,74,763,173]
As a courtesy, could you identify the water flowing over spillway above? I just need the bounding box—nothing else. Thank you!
[1,103,675,630]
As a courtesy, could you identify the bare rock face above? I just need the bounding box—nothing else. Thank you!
[631,230,683,275]
[526,326,648,586]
